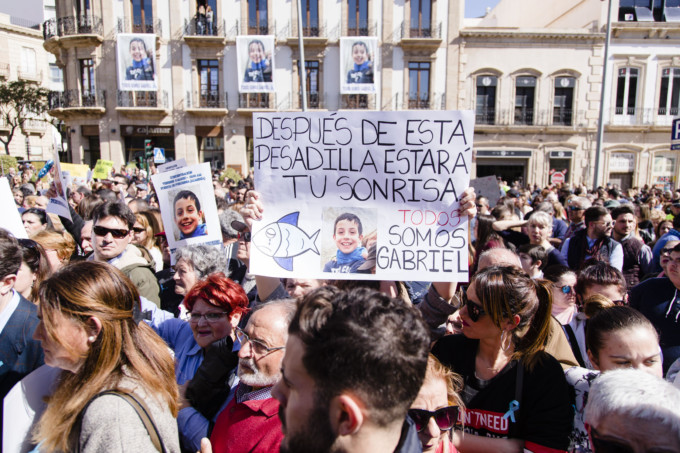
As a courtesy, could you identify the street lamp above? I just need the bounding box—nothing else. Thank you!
[593,0,613,188]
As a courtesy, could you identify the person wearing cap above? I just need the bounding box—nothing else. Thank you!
[136,183,148,200]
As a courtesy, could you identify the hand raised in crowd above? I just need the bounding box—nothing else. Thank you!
[198,438,213,453]
[239,190,264,231]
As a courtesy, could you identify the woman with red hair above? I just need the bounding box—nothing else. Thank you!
[155,272,249,451]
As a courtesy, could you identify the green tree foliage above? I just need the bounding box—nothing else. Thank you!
[0,154,18,175]
[0,80,50,156]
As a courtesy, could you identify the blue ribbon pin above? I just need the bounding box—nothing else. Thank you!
[502,400,519,423]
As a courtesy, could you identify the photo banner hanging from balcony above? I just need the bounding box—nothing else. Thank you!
[340,37,378,95]
[116,33,158,91]
[237,35,275,93]
[250,110,474,281]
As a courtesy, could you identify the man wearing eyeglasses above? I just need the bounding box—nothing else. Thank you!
[90,201,161,305]
[560,206,623,271]
[208,300,294,453]
[564,196,591,242]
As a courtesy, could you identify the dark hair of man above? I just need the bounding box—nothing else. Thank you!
[533,202,555,216]
[471,265,553,371]
[92,201,136,230]
[518,244,547,268]
[76,185,92,196]
[673,214,680,230]
[610,204,635,221]
[574,261,627,298]
[0,234,21,278]
[333,212,363,235]
[173,190,202,213]
[490,204,511,220]
[585,306,657,361]
[289,286,429,426]
[584,206,609,227]
[94,188,118,204]
[113,174,130,188]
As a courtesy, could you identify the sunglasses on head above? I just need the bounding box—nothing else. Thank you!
[408,406,459,433]
[589,426,639,453]
[461,291,486,323]
[93,225,130,239]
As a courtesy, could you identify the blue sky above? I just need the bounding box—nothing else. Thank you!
[465,0,501,18]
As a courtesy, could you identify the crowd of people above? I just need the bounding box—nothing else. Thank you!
[1,163,680,453]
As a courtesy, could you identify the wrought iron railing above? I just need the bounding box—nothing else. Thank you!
[186,90,228,108]
[610,107,678,126]
[48,89,106,109]
[345,19,377,36]
[117,90,168,108]
[238,93,274,109]
[404,92,446,110]
[397,21,442,40]
[470,108,589,127]
[297,92,323,109]
[288,20,326,38]
[43,15,103,40]
[340,94,375,109]
[117,18,162,35]
[184,17,227,37]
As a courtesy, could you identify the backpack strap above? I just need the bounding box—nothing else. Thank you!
[78,390,166,453]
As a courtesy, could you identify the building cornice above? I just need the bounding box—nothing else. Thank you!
[461,28,605,42]
[0,23,42,40]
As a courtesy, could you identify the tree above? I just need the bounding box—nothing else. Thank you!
[0,80,50,156]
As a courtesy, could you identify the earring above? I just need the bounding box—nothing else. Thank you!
[501,330,511,353]
[88,336,97,343]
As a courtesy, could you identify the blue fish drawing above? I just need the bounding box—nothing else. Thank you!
[253,212,320,271]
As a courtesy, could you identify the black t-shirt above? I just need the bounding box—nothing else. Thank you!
[432,335,572,452]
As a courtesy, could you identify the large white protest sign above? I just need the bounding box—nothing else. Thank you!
[0,178,27,238]
[151,163,221,259]
[251,111,474,281]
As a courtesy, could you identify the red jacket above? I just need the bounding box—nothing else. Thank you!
[210,394,283,453]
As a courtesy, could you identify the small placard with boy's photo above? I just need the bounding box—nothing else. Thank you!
[321,207,377,274]
[151,163,222,261]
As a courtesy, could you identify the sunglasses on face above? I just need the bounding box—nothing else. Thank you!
[93,225,130,239]
[132,227,146,234]
[461,291,486,323]
[559,285,574,295]
[661,247,676,256]
[238,232,251,242]
[408,406,459,433]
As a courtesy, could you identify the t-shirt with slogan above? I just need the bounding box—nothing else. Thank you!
[432,334,573,453]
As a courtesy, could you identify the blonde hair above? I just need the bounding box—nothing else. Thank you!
[425,354,464,409]
[32,261,178,451]
[583,294,615,319]
[32,230,76,261]
[134,212,157,250]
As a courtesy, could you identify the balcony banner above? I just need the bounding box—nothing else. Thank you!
[116,33,158,91]
[340,37,378,94]
[251,110,474,281]
[237,35,275,93]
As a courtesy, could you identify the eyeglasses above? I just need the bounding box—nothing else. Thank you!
[559,285,574,295]
[189,311,230,323]
[238,232,251,242]
[461,292,486,323]
[661,247,676,256]
[408,406,459,433]
[589,426,636,453]
[93,225,130,239]
[235,326,285,355]
[132,227,146,233]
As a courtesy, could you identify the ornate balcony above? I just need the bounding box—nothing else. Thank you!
[47,89,106,119]
[42,15,104,54]
[402,92,446,110]
[237,93,276,115]
[471,108,591,133]
[183,18,235,46]
[117,18,162,36]
[340,94,375,110]
[294,92,324,109]
[397,22,442,51]
[116,90,169,118]
[186,90,229,115]
[608,107,678,130]
[285,21,329,47]
[345,20,377,37]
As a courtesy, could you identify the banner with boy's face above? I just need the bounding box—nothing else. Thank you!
[117,33,158,91]
[340,37,378,94]
[251,110,474,281]
[151,163,221,260]
[237,35,275,93]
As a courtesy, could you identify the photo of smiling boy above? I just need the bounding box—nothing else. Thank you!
[173,190,208,239]
[243,39,272,83]
[323,213,366,273]
[346,41,373,84]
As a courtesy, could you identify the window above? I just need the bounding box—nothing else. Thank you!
[80,58,96,105]
[344,94,368,109]
[515,76,536,125]
[303,60,320,108]
[476,75,496,125]
[248,0,268,34]
[76,0,92,17]
[21,47,37,76]
[616,67,638,115]
[347,0,368,36]
[301,0,319,36]
[659,68,680,116]
[198,59,220,107]
[131,0,153,33]
[408,62,430,109]
[410,0,431,37]
[553,77,575,126]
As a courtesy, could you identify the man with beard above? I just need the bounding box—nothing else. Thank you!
[610,204,653,287]
[272,286,429,453]
[209,300,295,453]
[560,206,623,271]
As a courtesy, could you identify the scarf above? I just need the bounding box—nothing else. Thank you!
[250,59,267,71]
[132,58,151,69]
[336,246,366,265]
[353,61,370,72]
